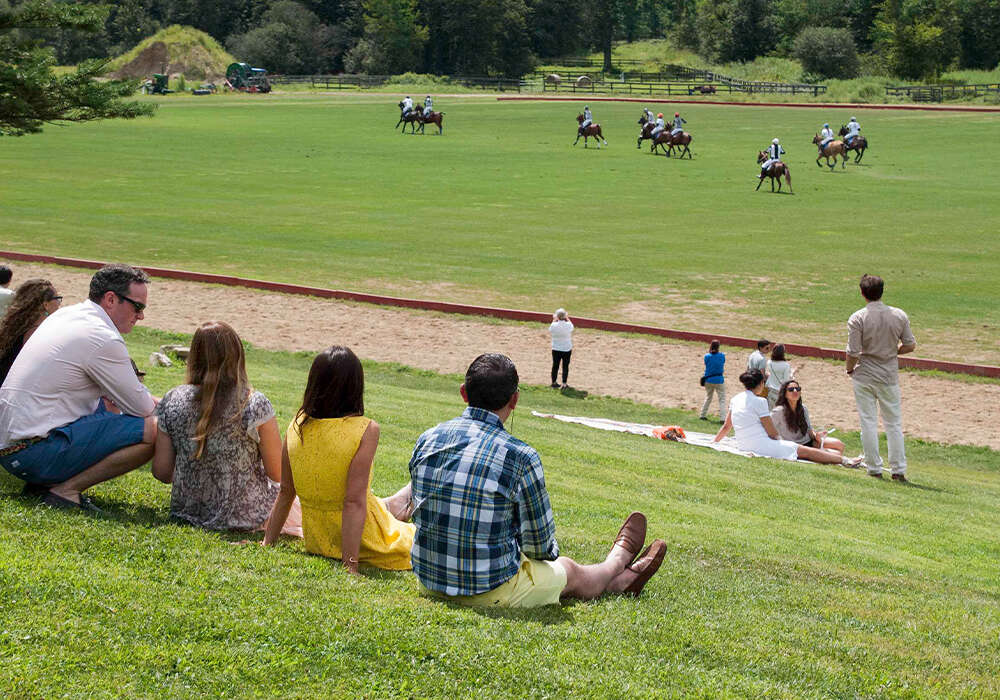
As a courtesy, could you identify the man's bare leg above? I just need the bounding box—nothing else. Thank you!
[48,417,157,504]
[558,542,634,600]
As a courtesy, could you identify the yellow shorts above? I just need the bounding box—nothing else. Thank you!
[421,554,567,609]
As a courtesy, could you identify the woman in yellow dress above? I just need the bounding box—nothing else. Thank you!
[262,346,414,573]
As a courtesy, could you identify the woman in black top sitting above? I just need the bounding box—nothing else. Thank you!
[771,380,846,457]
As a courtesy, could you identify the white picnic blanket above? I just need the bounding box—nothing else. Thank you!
[531,411,809,462]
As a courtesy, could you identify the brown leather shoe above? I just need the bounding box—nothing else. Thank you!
[613,512,647,561]
[868,472,883,479]
[891,473,908,483]
[619,539,667,597]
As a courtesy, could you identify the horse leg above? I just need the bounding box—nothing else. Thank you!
[816,155,823,168]
[786,171,793,193]
[841,149,846,168]
[756,176,764,191]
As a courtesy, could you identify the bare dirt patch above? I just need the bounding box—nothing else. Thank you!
[14,261,999,451]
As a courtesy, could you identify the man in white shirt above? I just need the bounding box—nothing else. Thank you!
[0,265,13,316]
[746,338,771,373]
[0,264,158,511]
[846,274,916,481]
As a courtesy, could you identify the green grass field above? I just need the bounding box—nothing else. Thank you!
[1,327,998,697]
[1,94,998,363]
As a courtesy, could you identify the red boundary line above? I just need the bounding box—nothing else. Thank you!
[4,250,998,378]
[496,95,1000,113]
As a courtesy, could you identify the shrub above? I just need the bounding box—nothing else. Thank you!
[792,26,860,79]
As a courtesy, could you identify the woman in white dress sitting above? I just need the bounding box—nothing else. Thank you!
[714,369,863,467]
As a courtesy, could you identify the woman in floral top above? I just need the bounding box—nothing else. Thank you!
[153,321,300,534]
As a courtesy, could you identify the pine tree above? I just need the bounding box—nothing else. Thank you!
[0,0,154,137]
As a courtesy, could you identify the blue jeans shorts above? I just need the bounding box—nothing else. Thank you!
[0,404,146,485]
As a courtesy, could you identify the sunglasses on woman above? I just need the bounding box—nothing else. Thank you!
[786,386,801,393]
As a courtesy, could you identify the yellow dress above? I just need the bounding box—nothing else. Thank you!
[286,415,414,570]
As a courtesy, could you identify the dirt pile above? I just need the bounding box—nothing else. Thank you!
[107,26,234,80]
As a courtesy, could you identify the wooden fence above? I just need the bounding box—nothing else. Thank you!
[269,71,824,97]
[540,79,826,97]
[886,83,1000,102]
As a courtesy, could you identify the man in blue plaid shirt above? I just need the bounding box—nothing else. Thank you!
[408,353,666,608]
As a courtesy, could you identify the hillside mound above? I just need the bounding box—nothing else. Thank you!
[107,25,235,80]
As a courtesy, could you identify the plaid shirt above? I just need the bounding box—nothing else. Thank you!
[408,407,559,596]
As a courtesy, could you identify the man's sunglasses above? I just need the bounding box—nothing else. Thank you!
[116,292,146,313]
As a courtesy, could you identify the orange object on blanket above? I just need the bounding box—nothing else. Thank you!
[652,426,686,441]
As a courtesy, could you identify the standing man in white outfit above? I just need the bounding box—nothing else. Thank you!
[846,274,916,481]
[549,308,574,389]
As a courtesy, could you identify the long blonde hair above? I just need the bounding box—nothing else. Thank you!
[186,321,251,459]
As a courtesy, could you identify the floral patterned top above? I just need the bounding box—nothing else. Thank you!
[155,385,278,530]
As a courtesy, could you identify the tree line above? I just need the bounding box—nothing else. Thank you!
[36,0,1000,80]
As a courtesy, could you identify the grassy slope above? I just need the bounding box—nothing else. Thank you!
[1,96,997,362]
[0,326,998,698]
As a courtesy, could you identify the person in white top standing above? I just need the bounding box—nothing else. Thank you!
[0,264,158,512]
[549,308,574,389]
[846,274,916,481]
[764,343,794,409]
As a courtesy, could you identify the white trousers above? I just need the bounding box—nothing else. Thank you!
[701,383,726,419]
[852,381,906,475]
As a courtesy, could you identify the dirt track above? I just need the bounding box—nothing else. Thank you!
[11,261,999,451]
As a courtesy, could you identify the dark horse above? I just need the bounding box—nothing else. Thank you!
[637,115,656,149]
[416,109,445,135]
[574,114,607,148]
[812,133,847,170]
[395,102,420,133]
[756,151,793,193]
[839,125,868,163]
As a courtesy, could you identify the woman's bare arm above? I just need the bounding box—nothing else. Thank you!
[341,420,379,574]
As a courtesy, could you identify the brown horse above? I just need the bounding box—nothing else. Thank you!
[416,109,445,135]
[665,130,693,159]
[838,125,868,163]
[396,102,420,133]
[574,114,607,148]
[812,133,847,170]
[756,151,793,193]
[637,115,656,149]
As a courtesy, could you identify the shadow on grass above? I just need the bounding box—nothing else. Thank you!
[560,386,589,399]
[438,597,575,625]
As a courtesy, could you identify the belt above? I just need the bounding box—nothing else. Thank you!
[0,436,45,458]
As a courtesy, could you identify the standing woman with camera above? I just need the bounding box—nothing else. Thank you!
[549,308,574,389]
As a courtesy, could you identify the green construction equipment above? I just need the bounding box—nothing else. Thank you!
[226,63,271,93]
[142,73,172,95]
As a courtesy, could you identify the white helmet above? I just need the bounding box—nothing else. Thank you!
[772,138,780,145]
[850,116,856,121]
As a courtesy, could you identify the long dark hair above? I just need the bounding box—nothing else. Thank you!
[0,279,56,358]
[295,346,364,439]
[774,381,809,435]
